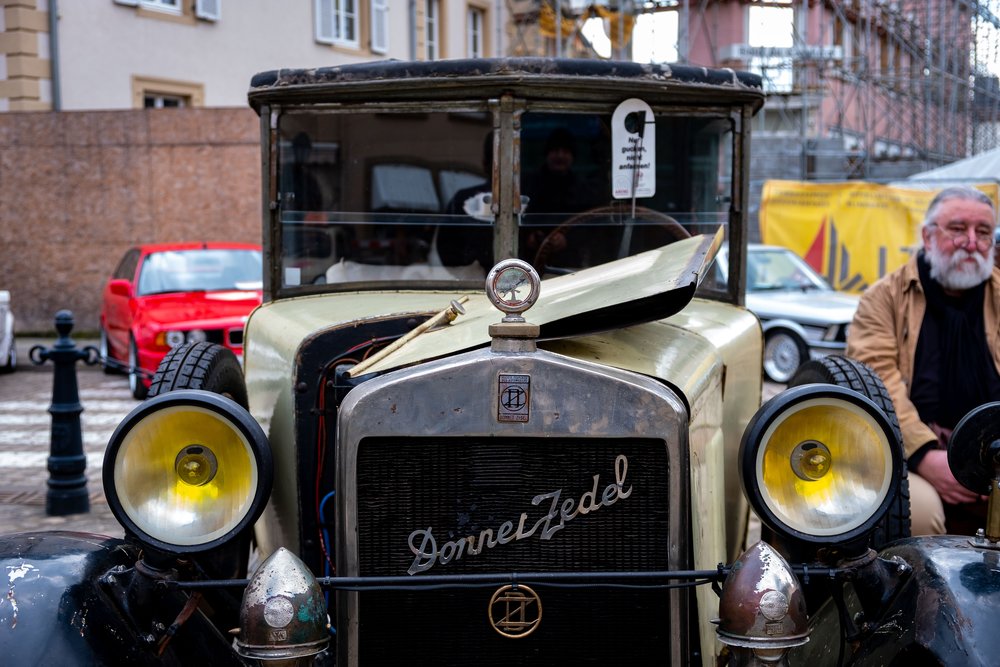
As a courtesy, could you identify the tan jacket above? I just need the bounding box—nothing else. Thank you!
[846,256,1000,458]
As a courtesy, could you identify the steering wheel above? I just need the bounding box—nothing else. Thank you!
[531,204,691,274]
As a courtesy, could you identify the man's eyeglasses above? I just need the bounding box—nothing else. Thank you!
[930,222,996,251]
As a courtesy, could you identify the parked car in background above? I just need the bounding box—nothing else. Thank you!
[99,242,263,398]
[0,290,14,373]
[711,243,859,383]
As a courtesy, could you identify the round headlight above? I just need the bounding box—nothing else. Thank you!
[103,390,272,554]
[740,384,902,546]
[187,329,208,343]
[165,330,186,348]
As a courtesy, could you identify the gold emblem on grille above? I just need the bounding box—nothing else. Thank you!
[488,585,542,638]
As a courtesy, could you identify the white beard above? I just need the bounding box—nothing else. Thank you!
[927,235,995,291]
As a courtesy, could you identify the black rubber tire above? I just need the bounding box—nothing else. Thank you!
[788,354,912,549]
[148,342,248,409]
[99,326,118,375]
[129,336,148,400]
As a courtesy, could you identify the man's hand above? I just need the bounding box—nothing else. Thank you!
[915,449,984,504]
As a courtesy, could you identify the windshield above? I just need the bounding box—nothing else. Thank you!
[275,107,733,288]
[747,248,830,292]
[519,112,731,276]
[137,249,263,296]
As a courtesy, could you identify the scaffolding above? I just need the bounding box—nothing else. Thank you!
[506,0,1000,180]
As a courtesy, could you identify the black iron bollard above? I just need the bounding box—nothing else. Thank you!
[29,310,100,516]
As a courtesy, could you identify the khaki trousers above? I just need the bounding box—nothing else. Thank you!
[908,470,946,536]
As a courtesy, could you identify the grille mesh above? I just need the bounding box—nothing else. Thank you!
[354,437,674,664]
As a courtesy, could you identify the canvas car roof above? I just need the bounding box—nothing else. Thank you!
[248,57,765,110]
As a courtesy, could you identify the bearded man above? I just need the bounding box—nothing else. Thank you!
[847,186,1000,535]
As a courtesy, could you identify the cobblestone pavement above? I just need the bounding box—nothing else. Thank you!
[0,337,135,538]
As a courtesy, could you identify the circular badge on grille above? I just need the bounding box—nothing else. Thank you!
[488,584,542,639]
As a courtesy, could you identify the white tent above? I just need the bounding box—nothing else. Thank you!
[906,147,1000,183]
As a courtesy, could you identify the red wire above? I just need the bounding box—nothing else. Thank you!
[313,334,402,573]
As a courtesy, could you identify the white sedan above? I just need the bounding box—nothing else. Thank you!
[711,244,859,383]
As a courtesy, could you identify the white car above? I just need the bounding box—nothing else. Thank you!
[712,244,859,383]
[0,290,15,373]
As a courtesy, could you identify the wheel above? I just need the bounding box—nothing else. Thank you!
[148,341,248,409]
[531,204,690,274]
[788,354,912,548]
[128,335,148,400]
[99,326,119,375]
[762,329,807,384]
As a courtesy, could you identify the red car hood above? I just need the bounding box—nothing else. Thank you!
[134,290,262,329]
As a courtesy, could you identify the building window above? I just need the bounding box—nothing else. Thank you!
[144,93,186,108]
[747,0,794,93]
[426,0,440,60]
[145,0,180,11]
[316,0,359,48]
[115,0,219,24]
[132,75,204,109]
[468,6,485,58]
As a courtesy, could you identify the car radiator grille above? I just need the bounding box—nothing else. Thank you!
[354,437,673,664]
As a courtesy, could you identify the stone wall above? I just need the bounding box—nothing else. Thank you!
[0,107,261,333]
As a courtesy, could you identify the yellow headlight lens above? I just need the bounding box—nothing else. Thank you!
[113,405,257,547]
[756,397,892,537]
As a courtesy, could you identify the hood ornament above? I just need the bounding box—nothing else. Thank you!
[486,260,541,348]
[486,259,540,321]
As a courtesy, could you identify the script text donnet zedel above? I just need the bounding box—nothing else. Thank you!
[406,454,633,575]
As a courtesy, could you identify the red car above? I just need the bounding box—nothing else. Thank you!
[100,242,263,399]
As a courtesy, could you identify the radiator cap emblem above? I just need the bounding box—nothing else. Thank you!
[489,584,542,638]
[486,259,540,322]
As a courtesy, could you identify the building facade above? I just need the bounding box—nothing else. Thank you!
[0,0,508,111]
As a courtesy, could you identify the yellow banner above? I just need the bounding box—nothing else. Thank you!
[759,180,1000,293]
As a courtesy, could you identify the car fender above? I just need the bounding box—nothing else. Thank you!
[791,536,1000,665]
[759,317,809,342]
[0,532,142,665]
[0,531,245,666]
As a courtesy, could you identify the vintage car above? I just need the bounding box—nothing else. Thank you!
[3,58,1000,666]
[99,242,263,399]
[711,244,859,383]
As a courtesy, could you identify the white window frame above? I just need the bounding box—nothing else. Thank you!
[467,6,485,58]
[140,0,181,14]
[425,0,440,60]
[371,0,389,54]
[316,0,360,48]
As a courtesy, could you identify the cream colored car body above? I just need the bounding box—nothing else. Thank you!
[244,236,762,661]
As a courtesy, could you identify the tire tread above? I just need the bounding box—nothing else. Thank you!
[148,342,248,408]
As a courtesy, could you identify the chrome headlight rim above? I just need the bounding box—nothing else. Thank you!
[739,384,902,547]
[103,389,273,555]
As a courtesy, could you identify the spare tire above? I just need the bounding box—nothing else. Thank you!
[788,354,911,548]
[148,342,248,410]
